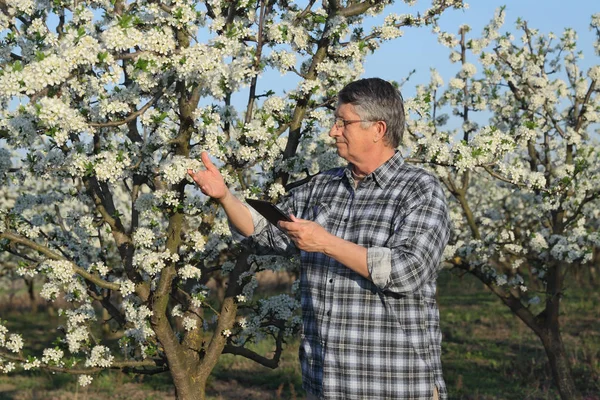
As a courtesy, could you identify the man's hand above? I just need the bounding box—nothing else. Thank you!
[278,215,333,253]
[187,152,229,201]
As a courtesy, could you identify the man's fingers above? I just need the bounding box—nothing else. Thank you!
[278,221,291,231]
[201,151,217,172]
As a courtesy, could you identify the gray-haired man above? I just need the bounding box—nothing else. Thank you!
[189,78,450,400]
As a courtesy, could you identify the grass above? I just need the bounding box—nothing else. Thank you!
[0,270,598,400]
[438,271,600,400]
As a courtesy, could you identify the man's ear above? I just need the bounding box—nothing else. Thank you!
[373,120,387,143]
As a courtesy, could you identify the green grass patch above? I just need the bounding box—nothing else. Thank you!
[0,270,598,399]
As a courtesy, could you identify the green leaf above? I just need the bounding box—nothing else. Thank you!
[134,58,150,72]
[12,61,23,72]
[153,112,169,124]
[45,127,58,137]
[144,343,158,357]
[471,148,484,157]
[313,15,327,24]
[118,14,134,29]
[279,25,289,41]
[560,176,571,186]
[84,162,95,177]
[202,114,214,125]
[574,158,588,174]
[98,52,109,62]
[174,7,184,20]
[226,25,238,39]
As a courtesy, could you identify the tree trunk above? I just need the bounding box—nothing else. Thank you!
[538,327,581,400]
[101,308,110,337]
[26,279,38,313]
[169,370,207,400]
[540,259,581,400]
[469,262,581,400]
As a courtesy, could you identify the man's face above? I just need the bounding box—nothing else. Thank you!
[329,103,377,164]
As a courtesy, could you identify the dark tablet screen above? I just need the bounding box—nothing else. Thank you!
[245,198,292,226]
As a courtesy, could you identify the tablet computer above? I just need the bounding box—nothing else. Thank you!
[245,198,292,226]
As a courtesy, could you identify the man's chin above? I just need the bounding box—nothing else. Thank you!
[334,146,347,158]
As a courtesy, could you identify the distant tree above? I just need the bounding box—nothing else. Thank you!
[407,8,600,399]
[0,0,464,398]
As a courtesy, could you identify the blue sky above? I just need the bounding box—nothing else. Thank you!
[364,0,599,97]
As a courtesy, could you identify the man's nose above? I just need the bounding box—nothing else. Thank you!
[329,125,340,138]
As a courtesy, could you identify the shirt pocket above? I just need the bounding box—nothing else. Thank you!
[304,202,330,228]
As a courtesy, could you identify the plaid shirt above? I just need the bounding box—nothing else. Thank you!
[246,152,450,400]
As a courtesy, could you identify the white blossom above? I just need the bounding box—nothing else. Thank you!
[5,334,24,353]
[178,264,202,280]
[85,345,114,368]
[182,316,197,331]
[78,375,93,387]
[42,348,64,366]
[449,78,466,90]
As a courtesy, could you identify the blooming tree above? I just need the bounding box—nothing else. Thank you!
[0,0,464,398]
[406,8,600,399]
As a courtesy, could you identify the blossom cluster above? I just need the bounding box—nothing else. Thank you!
[406,8,600,301]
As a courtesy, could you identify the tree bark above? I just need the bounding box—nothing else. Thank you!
[169,366,206,400]
[538,327,581,400]
[539,260,581,400]
[465,261,581,399]
[26,278,37,313]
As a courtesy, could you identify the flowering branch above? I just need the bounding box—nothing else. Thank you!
[342,0,460,44]
[449,258,542,336]
[244,0,269,124]
[481,165,529,189]
[0,231,120,291]
[88,91,164,128]
[294,0,318,23]
[562,190,600,228]
[0,351,165,374]
[574,79,596,132]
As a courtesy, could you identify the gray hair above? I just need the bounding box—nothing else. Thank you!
[338,78,405,148]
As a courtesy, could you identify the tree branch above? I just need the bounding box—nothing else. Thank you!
[0,351,165,374]
[0,231,120,291]
[222,330,284,369]
[450,258,543,337]
[88,91,164,128]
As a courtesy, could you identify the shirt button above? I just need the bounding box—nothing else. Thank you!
[343,218,349,223]
[329,278,333,283]
[327,310,331,316]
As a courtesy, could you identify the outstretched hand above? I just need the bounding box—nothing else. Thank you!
[187,152,229,200]
[278,215,332,253]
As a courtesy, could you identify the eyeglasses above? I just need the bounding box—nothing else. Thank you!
[333,117,377,129]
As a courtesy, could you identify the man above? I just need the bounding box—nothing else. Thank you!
[188,78,450,400]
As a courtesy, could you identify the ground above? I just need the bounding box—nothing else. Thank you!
[0,269,598,400]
